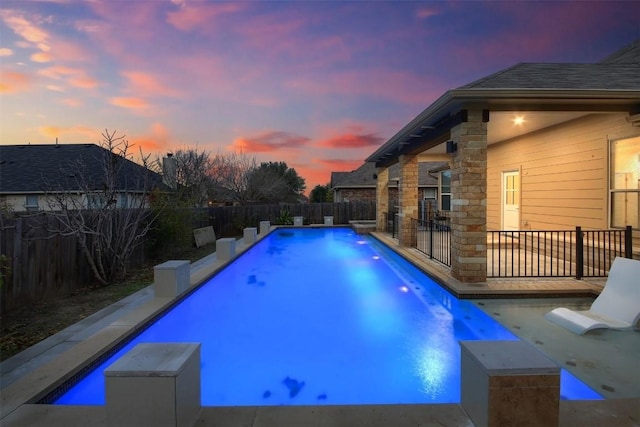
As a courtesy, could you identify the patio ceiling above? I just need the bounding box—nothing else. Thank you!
[367,88,640,167]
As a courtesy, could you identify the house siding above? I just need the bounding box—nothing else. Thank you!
[487,113,640,237]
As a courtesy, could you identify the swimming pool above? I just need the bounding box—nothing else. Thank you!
[55,227,601,405]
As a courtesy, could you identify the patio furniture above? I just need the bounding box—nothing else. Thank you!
[544,257,640,334]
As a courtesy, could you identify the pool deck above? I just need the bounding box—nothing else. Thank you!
[1,227,638,426]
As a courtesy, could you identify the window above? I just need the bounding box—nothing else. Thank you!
[119,193,128,208]
[610,136,639,229]
[25,194,39,211]
[440,170,451,211]
[87,193,106,209]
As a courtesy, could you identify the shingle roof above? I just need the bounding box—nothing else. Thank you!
[331,161,446,188]
[459,40,640,91]
[459,62,640,90]
[366,39,640,166]
[599,39,640,64]
[0,144,164,193]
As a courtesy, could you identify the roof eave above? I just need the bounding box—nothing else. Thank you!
[366,88,640,164]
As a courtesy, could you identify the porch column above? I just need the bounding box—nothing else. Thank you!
[376,166,389,232]
[398,154,418,247]
[450,109,487,283]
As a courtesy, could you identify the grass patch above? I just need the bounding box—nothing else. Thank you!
[0,243,217,362]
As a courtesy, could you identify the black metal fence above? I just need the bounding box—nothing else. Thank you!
[408,212,634,278]
[488,226,633,278]
[384,211,399,238]
[412,218,451,267]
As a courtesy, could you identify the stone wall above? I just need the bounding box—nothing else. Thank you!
[398,154,418,246]
[450,108,487,283]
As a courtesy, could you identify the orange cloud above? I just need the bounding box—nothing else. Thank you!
[129,122,172,154]
[0,48,14,56]
[62,98,82,107]
[0,11,49,45]
[39,65,99,89]
[39,125,98,141]
[0,70,32,93]
[31,51,51,63]
[69,75,99,89]
[121,70,181,98]
[318,132,384,149]
[110,97,149,109]
[230,131,311,153]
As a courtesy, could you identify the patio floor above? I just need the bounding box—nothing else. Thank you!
[1,227,638,426]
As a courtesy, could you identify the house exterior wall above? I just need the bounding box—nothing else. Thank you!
[487,113,640,233]
[0,192,149,212]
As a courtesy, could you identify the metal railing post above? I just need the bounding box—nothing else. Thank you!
[428,219,434,259]
[576,226,583,280]
[625,225,633,259]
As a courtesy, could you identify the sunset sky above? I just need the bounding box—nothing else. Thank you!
[1,1,638,193]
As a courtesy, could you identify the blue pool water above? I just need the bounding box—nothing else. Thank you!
[55,227,601,405]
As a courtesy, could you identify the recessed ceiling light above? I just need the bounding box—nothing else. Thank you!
[513,116,525,125]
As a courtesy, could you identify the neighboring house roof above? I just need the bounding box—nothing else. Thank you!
[367,39,640,167]
[331,161,447,189]
[0,144,165,194]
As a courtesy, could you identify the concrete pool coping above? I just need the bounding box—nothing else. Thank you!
[1,227,638,426]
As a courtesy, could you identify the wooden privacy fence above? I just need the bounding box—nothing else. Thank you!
[0,201,376,313]
[206,201,376,237]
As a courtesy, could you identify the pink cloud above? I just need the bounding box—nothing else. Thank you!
[286,68,444,105]
[416,7,440,19]
[110,97,149,110]
[0,10,49,46]
[39,65,99,89]
[230,131,311,153]
[121,70,181,98]
[0,71,33,93]
[62,98,82,107]
[166,2,244,32]
[318,132,384,149]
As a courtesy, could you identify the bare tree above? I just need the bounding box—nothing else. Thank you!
[208,151,259,204]
[42,130,166,285]
[164,148,214,207]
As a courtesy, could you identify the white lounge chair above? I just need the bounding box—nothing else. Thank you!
[544,257,640,335]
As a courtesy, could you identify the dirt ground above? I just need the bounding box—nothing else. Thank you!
[0,243,216,362]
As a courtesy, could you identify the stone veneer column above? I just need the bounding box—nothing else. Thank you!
[398,154,418,247]
[376,166,389,232]
[450,109,487,283]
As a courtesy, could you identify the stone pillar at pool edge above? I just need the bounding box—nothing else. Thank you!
[398,154,418,247]
[376,166,389,232]
[449,108,488,283]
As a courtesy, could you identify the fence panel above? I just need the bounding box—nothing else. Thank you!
[413,218,451,267]
[487,227,632,278]
[0,202,376,313]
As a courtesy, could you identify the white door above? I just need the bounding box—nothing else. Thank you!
[502,171,520,231]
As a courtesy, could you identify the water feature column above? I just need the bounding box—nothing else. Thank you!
[376,166,389,232]
[450,108,488,283]
[259,220,271,235]
[243,227,257,245]
[154,260,190,298]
